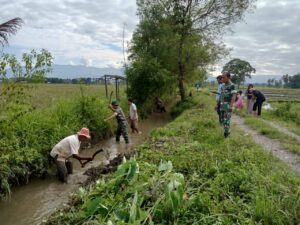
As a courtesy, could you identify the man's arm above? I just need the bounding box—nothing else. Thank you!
[132,105,138,120]
[134,111,138,120]
[108,105,114,111]
[230,93,237,111]
[72,154,92,166]
[104,113,116,122]
[73,154,92,161]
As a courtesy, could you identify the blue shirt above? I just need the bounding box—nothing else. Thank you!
[216,83,223,101]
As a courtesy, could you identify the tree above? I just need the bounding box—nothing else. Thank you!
[282,74,290,88]
[223,58,256,88]
[290,74,300,89]
[274,79,282,88]
[0,49,53,123]
[128,0,255,102]
[282,74,300,89]
[0,17,23,47]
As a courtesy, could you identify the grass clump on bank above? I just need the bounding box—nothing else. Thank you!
[44,92,300,225]
[244,117,300,155]
[0,92,114,199]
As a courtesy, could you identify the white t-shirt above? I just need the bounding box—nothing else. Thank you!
[129,103,138,120]
[50,134,80,161]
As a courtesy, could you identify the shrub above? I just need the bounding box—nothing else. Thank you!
[0,94,114,199]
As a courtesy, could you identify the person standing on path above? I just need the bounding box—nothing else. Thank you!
[245,84,254,114]
[220,72,237,138]
[128,98,142,134]
[215,75,223,124]
[252,89,266,117]
[105,100,129,144]
[50,127,92,182]
[235,90,244,110]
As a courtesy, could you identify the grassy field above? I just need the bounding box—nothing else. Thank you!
[0,83,130,199]
[44,91,300,225]
[258,87,300,101]
[262,101,300,135]
[28,84,126,108]
[243,117,300,155]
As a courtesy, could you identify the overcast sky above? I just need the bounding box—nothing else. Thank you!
[1,0,299,75]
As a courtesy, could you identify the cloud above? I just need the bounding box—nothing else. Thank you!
[1,0,300,76]
[0,0,138,69]
[219,0,300,75]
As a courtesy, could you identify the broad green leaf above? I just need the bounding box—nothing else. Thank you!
[158,160,173,172]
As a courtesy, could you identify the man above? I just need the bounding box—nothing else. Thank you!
[50,127,92,182]
[155,96,166,113]
[245,84,254,114]
[252,89,266,116]
[104,100,129,144]
[219,72,237,138]
[215,75,223,124]
[128,98,141,134]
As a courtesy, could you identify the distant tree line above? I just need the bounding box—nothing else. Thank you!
[267,79,282,88]
[267,74,300,89]
[281,74,300,89]
[46,77,95,84]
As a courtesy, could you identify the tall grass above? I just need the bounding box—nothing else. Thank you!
[0,91,114,199]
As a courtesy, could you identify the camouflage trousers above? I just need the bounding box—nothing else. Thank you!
[116,121,129,144]
[220,102,231,135]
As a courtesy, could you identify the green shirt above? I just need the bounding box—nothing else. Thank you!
[220,82,237,103]
[114,107,126,123]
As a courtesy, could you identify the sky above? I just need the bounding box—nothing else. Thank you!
[1,0,300,76]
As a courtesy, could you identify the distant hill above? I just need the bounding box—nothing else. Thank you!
[49,64,124,78]
[6,64,282,84]
[206,75,282,84]
[5,64,124,79]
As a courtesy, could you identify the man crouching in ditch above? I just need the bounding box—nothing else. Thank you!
[50,127,93,182]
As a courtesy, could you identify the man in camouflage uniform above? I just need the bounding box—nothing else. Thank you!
[219,72,237,138]
[104,100,129,144]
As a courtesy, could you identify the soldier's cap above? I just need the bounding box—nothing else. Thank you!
[216,75,222,79]
[111,100,118,106]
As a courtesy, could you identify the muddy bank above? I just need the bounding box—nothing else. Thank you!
[82,150,136,186]
[0,112,170,225]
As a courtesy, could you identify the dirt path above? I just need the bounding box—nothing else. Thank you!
[232,114,300,173]
[263,119,300,142]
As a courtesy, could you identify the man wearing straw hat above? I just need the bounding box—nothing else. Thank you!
[50,127,92,182]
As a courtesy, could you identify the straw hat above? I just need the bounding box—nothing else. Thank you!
[77,127,91,139]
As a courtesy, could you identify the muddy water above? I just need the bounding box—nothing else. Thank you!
[0,113,169,225]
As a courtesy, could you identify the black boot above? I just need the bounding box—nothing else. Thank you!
[224,133,230,138]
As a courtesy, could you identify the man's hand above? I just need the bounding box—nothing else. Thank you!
[81,157,93,168]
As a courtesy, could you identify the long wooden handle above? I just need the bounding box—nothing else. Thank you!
[81,149,104,168]
[109,91,113,103]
